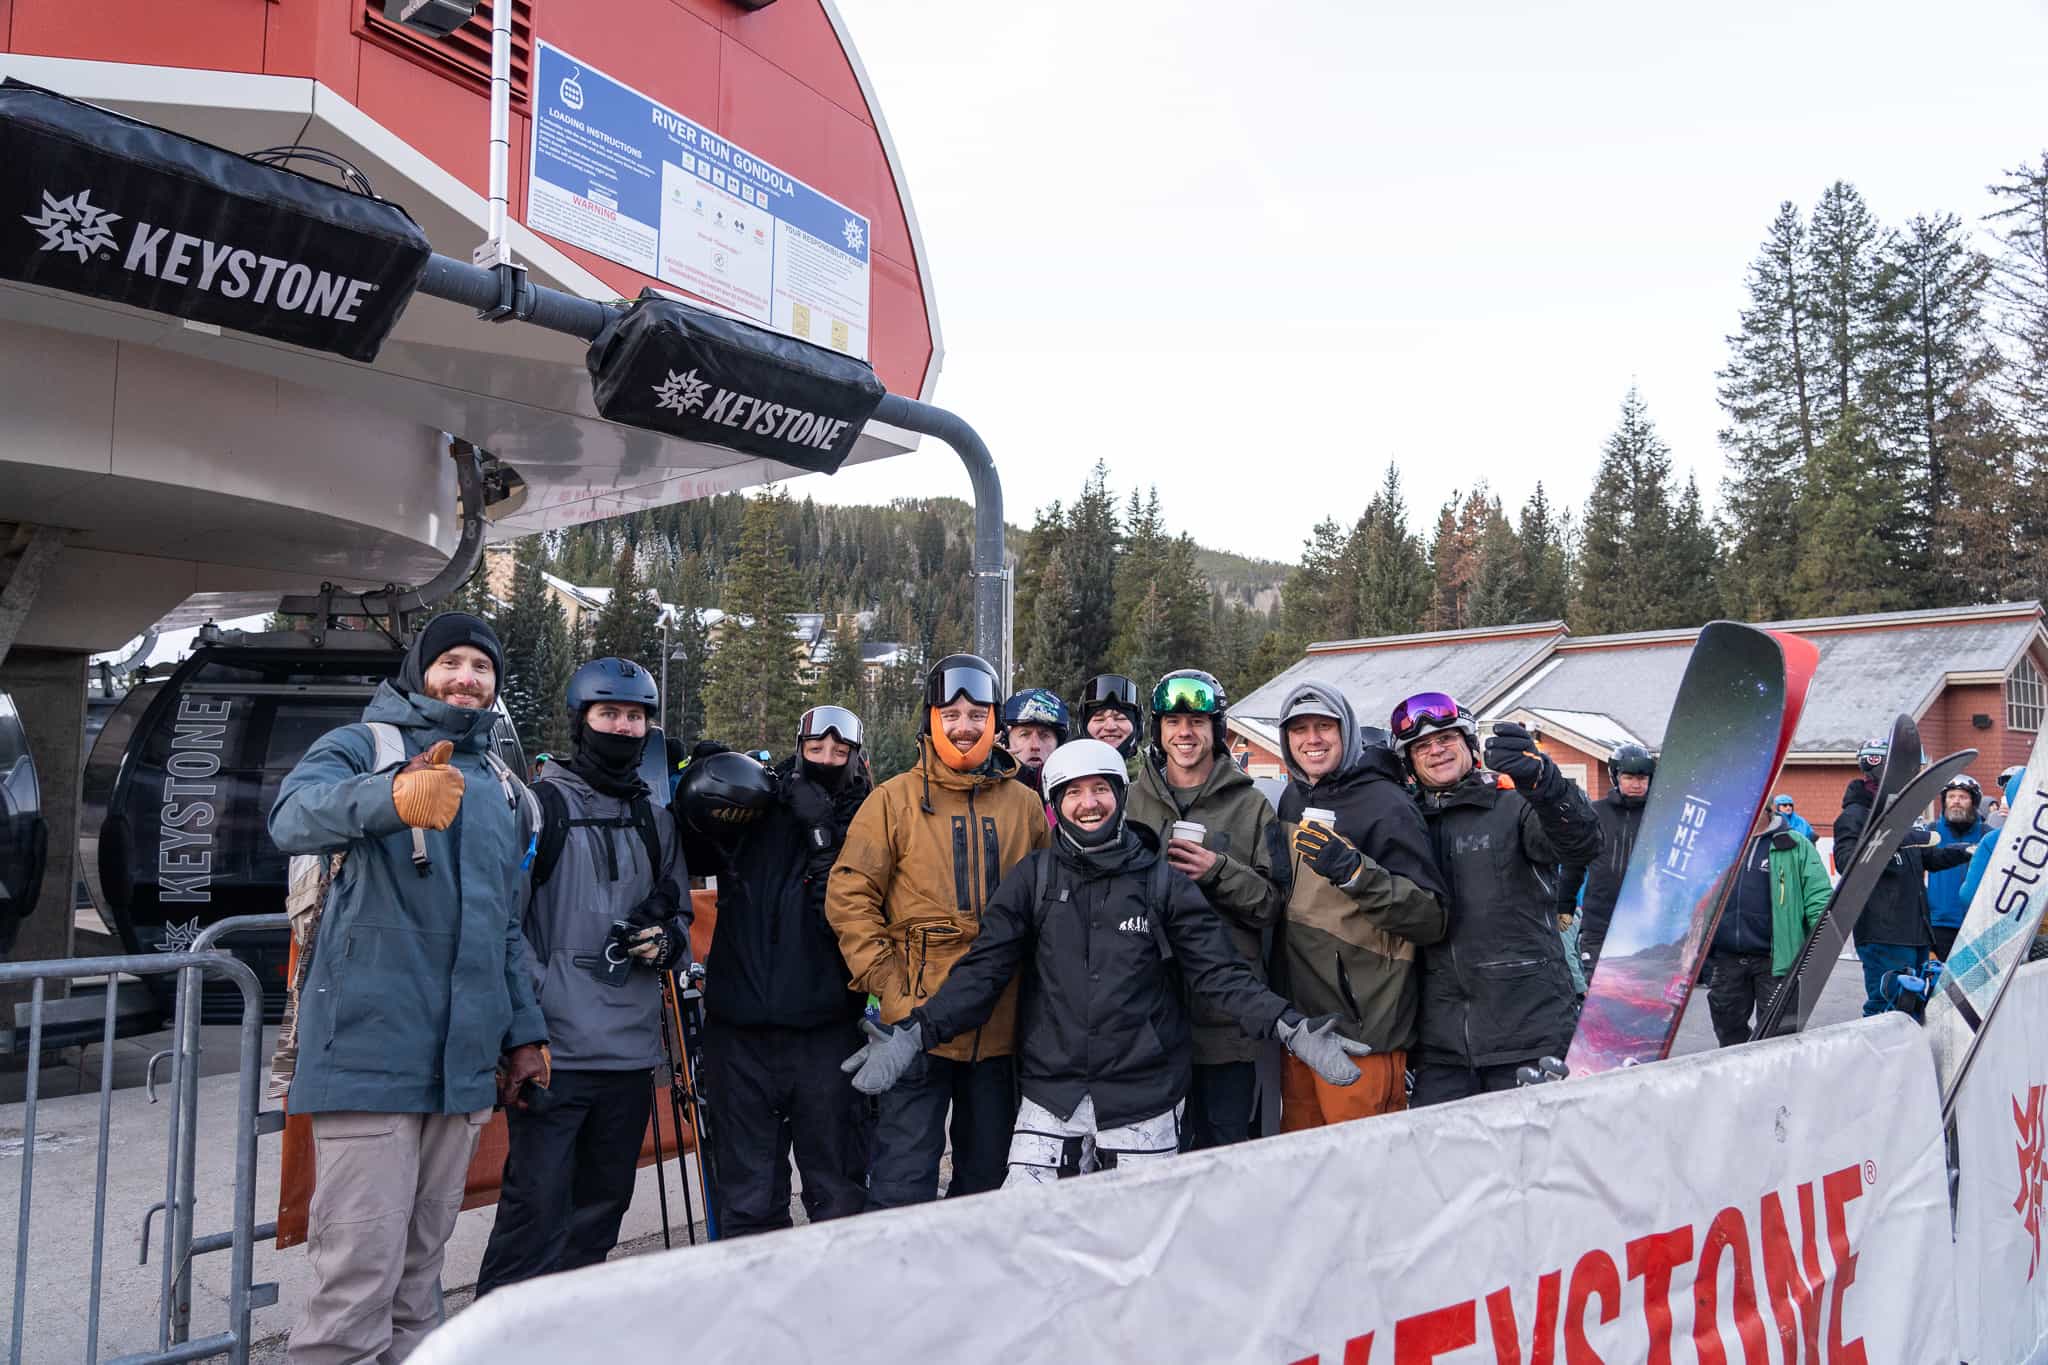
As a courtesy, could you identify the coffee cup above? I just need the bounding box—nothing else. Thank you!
[1302,807,1337,828]
[1170,819,1207,846]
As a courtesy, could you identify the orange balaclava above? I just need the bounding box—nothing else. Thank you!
[929,704,996,771]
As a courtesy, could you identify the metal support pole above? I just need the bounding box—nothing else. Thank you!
[0,525,64,671]
[872,394,1007,681]
[475,0,514,269]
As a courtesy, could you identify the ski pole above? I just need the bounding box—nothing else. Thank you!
[646,1071,674,1251]
[657,970,699,1245]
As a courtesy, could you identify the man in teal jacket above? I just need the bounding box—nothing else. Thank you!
[269,613,547,1365]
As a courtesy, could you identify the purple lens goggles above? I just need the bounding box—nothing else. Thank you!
[1389,691,1464,739]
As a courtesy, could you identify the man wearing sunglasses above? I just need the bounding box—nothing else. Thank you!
[1390,694,1601,1105]
[827,654,1050,1207]
[1125,670,1289,1148]
[1769,793,1814,842]
[1271,684,1448,1128]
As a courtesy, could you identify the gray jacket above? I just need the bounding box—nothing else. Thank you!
[269,681,546,1116]
[520,767,691,1070]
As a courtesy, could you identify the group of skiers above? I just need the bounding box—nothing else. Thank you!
[264,610,2022,1363]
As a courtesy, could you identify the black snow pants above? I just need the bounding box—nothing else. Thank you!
[701,1018,869,1237]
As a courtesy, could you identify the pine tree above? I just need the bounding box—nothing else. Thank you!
[1113,488,1169,660]
[1791,413,1914,616]
[1065,463,1121,677]
[1212,598,1263,699]
[1349,463,1431,636]
[588,545,664,675]
[1720,202,1820,618]
[1428,487,1500,631]
[1873,212,1999,601]
[1807,181,1888,434]
[1986,154,2048,595]
[664,553,714,746]
[490,536,571,755]
[1515,483,1571,621]
[1278,516,1353,650]
[1575,388,1681,633]
[1019,544,1084,688]
[1009,499,1065,662]
[1466,495,1526,627]
[703,489,810,752]
[863,648,927,782]
[819,614,867,710]
[1666,476,1722,626]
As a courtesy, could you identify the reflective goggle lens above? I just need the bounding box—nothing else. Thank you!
[799,705,864,747]
[927,666,998,708]
[1152,676,1220,715]
[1389,691,1463,738]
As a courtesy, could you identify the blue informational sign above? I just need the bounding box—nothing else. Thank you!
[528,40,872,358]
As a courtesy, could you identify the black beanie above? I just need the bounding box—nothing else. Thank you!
[399,612,505,694]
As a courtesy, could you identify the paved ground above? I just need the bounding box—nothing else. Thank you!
[0,952,1872,1361]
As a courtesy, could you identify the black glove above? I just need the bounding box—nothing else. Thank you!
[623,921,686,971]
[1484,721,1550,790]
[1294,819,1364,889]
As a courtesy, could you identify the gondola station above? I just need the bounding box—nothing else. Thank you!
[2,4,2047,1364]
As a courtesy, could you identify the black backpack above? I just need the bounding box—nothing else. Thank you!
[531,779,665,887]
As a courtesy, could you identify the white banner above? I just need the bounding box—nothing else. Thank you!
[414,1015,1953,1364]
[1955,960,2048,1365]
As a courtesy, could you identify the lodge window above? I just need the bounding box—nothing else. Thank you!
[360,0,536,106]
[2009,656,2045,733]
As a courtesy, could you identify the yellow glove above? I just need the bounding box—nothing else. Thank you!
[391,740,465,830]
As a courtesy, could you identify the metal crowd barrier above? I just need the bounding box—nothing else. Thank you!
[4,914,289,1364]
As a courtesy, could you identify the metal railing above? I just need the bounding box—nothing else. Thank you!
[4,913,287,1364]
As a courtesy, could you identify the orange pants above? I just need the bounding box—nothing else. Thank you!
[1280,1049,1407,1130]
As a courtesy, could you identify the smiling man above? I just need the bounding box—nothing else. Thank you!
[1126,669,1287,1148]
[841,738,1369,1185]
[826,654,1049,1208]
[1272,684,1448,1130]
[269,612,547,1365]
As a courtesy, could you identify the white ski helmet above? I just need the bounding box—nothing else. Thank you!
[1042,738,1128,801]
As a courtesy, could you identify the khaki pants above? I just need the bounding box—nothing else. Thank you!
[1279,1049,1407,1130]
[288,1109,490,1365]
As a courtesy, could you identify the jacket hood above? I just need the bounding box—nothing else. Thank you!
[361,679,493,750]
[2007,771,2027,805]
[1277,682,1372,787]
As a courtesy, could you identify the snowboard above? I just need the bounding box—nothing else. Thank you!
[1927,726,2048,1120]
[1564,622,1819,1076]
[1750,741,1977,1039]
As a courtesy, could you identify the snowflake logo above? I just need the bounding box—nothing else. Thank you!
[651,368,711,415]
[842,218,865,252]
[156,918,203,953]
[23,188,122,262]
[2015,1083,2048,1281]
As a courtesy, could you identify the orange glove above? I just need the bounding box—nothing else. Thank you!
[391,740,464,830]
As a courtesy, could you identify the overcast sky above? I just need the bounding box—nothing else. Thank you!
[786,0,2048,564]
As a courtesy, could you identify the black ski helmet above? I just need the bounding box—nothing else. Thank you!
[1074,674,1142,758]
[1856,736,1890,776]
[1943,772,1982,807]
[1149,669,1229,758]
[679,750,778,835]
[567,657,659,723]
[1607,743,1656,786]
[920,653,1001,735]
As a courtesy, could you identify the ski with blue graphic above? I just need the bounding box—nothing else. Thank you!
[1926,726,2048,1120]
[1564,622,1817,1076]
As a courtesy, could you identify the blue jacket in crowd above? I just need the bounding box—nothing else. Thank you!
[269,676,547,1116]
[1927,810,1988,930]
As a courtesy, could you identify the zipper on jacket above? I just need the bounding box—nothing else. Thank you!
[965,786,984,1061]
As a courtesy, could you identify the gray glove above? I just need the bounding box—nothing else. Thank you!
[1277,1012,1371,1086]
[839,1017,924,1095]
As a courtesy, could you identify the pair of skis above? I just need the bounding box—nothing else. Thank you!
[1748,713,1975,1039]
[648,962,723,1245]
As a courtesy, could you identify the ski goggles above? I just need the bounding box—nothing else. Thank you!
[1077,674,1140,710]
[798,705,864,748]
[1152,674,1221,716]
[1388,691,1466,741]
[925,664,998,709]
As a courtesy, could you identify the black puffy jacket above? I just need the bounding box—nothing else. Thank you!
[686,756,869,1030]
[1833,779,1971,950]
[1556,788,1646,938]
[1417,766,1602,1068]
[914,823,1292,1128]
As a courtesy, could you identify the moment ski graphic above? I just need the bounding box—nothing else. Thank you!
[1750,742,1977,1040]
[1927,726,2048,1119]
[1565,622,1817,1075]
